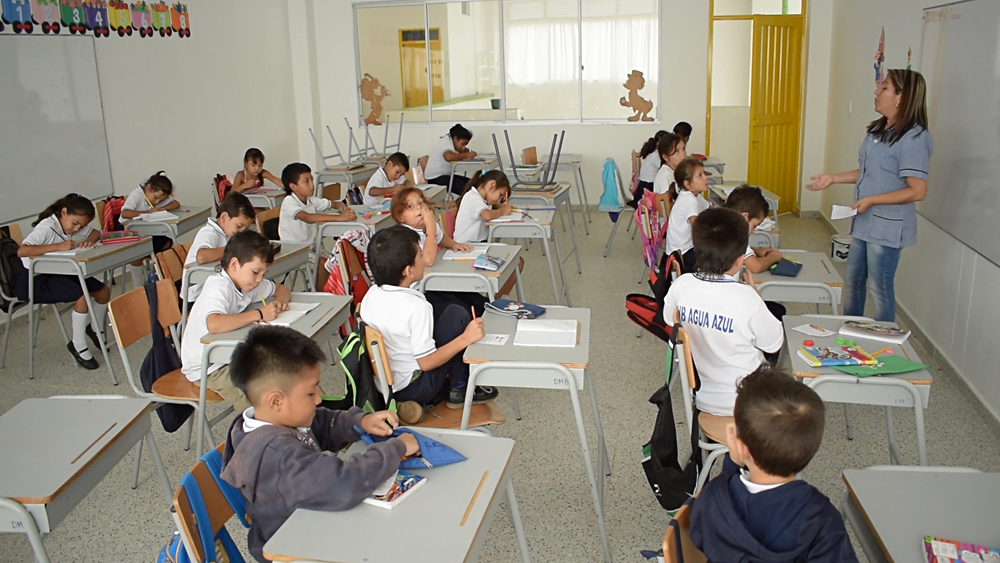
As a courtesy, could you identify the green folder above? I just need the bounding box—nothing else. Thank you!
[831,354,931,377]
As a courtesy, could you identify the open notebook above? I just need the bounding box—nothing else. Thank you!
[442,244,492,261]
[136,211,178,222]
[259,301,320,327]
[513,318,578,347]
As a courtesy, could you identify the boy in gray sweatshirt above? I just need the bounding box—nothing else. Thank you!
[220,325,419,562]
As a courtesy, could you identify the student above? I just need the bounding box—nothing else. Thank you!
[424,124,477,194]
[277,162,357,244]
[691,366,859,563]
[673,121,693,145]
[663,207,784,417]
[653,132,687,196]
[724,185,782,274]
[631,130,668,208]
[232,147,282,193]
[183,192,256,302]
[360,225,497,423]
[664,157,709,273]
[220,325,417,563]
[363,152,412,206]
[120,171,180,253]
[15,194,108,370]
[181,230,291,411]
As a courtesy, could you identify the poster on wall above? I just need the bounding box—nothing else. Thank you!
[620,70,654,122]
[0,0,189,37]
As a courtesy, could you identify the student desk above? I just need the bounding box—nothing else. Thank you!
[487,210,572,306]
[509,182,583,274]
[0,397,173,563]
[25,237,155,385]
[707,184,780,247]
[262,428,532,563]
[842,468,1000,563]
[463,307,612,563]
[447,154,498,199]
[419,244,524,301]
[313,205,395,246]
[783,314,932,465]
[123,206,212,241]
[538,152,591,233]
[314,163,380,196]
[702,155,726,180]
[415,183,446,206]
[241,187,285,209]
[179,242,312,329]
[752,250,844,312]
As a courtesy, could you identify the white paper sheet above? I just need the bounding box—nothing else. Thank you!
[478,334,510,346]
[831,205,858,220]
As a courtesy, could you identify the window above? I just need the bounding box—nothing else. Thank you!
[353,0,660,122]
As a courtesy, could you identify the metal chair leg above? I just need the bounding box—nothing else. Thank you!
[132,437,143,489]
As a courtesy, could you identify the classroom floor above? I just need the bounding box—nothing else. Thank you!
[2,211,1000,563]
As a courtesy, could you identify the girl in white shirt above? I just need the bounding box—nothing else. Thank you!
[665,158,710,272]
[631,130,668,207]
[424,124,477,195]
[15,194,109,370]
[653,133,688,196]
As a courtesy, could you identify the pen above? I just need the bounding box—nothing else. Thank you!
[471,305,476,320]
[144,194,154,209]
[50,226,66,241]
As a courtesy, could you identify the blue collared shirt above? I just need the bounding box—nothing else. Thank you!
[851,127,932,249]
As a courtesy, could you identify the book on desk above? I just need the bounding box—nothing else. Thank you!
[513,318,579,347]
[442,244,492,261]
[797,345,877,367]
[364,470,426,510]
[839,321,912,344]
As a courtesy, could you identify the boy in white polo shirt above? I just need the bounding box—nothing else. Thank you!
[183,192,256,302]
[181,230,292,411]
[362,152,412,206]
[359,225,497,424]
[663,207,784,417]
[278,162,357,245]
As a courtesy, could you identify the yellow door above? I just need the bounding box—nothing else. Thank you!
[747,15,804,214]
[399,30,444,108]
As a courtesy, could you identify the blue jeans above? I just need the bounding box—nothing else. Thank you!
[843,238,902,322]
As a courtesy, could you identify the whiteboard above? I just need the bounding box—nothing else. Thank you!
[0,36,113,225]
[920,0,1000,267]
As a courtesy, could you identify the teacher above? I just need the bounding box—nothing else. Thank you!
[807,69,932,322]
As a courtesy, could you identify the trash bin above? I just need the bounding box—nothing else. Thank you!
[831,234,852,262]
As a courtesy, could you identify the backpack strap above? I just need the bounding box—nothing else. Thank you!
[201,449,250,528]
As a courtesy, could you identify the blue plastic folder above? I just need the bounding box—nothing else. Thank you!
[769,258,802,277]
[355,427,467,469]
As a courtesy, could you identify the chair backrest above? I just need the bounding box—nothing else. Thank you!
[655,192,672,221]
[93,202,106,234]
[674,323,698,428]
[173,451,238,563]
[256,207,281,240]
[108,279,181,351]
[363,325,394,405]
[631,150,642,178]
[418,155,429,172]
[662,503,707,563]
[155,247,187,285]
[441,207,457,239]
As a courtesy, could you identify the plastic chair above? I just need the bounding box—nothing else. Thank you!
[662,501,707,563]
[171,446,246,563]
[441,207,457,239]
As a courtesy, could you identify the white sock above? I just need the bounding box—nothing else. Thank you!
[128,265,145,289]
[91,302,108,335]
[71,311,94,360]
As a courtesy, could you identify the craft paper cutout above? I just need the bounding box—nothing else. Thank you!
[84,0,110,37]
[2,0,35,33]
[1,0,187,36]
[170,3,189,37]
[620,70,654,122]
[874,27,885,86]
[32,0,60,34]
[360,73,389,126]
[107,0,130,34]
[907,47,912,70]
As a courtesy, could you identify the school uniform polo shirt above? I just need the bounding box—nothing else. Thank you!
[359,284,436,392]
[183,218,229,301]
[453,188,490,243]
[362,167,405,206]
[181,270,276,383]
[403,222,444,251]
[278,194,332,244]
[19,215,95,268]
[424,136,456,179]
[851,127,932,249]
[653,163,674,195]
[639,152,662,183]
[663,273,784,416]
[666,190,709,255]
[122,184,174,212]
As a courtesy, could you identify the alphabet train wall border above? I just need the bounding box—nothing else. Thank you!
[0,1,190,37]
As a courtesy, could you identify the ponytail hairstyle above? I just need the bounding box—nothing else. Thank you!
[144,171,174,197]
[868,68,929,145]
[656,132,683,167]
[34,193,95,227]
[668,157,705,205]
[449,123,473,142]
[457,169,510,213]
[639,130,669,159]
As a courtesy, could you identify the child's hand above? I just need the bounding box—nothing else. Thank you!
[259,301,286,322]
[423,210,437,233]
[360,411,399,437]
[742,268,756,287]
[498,202,512,216]
[396,433,420,457]
[768,249,782,261]
[463,317,485,344]
[467,151,478,159]
[272,299,290,313]
[76,240,96,249]
[454,243,474,253]
[333,201,348,211]
[339,208,358,221]
[56,240,75,252]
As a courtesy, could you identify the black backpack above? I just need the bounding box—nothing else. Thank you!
[321,321,388,413]
[0,234,25,312]
[139,280,194,432]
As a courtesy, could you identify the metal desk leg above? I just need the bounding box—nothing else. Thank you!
[844,404,854,440]
[572,165,591,234]
[506,479,533,563]
[568,380,611,563]
[0,498,51,563]
[539,236,561,305]
[74,266,117,386]
[514,266,525,302]
[144,429,175,505]
[510,389,521,420]
[550,228,572,306]
[559,197,583,274]
[586,369,610,479]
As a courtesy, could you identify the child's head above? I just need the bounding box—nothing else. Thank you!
[229,325,327,427]
[281,162,313,197]
[657,132,686,169]
[692,207,749,276]
[448,123,473,151]
[34,193,95,233]
[724,184,769,232]
[216,192,257,236]
[221,230,276,292]
[391,187,432,228]
[731,365,826,478]
[672,121,693,144]
[640,130,669,158]
[368,225,422,287]
[384,152,410,182]
[463,169,510,207]
[143,171,174,205]
[244,148,265,177]
[668,157,708,203]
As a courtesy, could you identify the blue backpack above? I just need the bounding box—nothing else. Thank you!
[599,158,623,221]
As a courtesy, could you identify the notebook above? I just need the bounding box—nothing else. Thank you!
[769,258,802,277]
[838,321,911,344]
[442,244,491,261]
[45,247,88,257]
[797,345,877,367]
[363,470,426,510]
[491,212,525,223]
[513,318,578,347]
[259,301,320,326]
[137,211,178,222]
[924,536,999,563]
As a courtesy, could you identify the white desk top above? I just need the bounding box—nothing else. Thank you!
[262,429,515,563]
[425,244,521,279]
[241,187,284,198]
[201,293,351,345]
[454,155,497,168]
[124,206,211,227]
[320,163,380,176]
[709,184,779,202]
[783,315,933,385]
[341,206,396,230]
[753,251,843,287]
[510,182,571,201]
[465,307,590,369]
[184,242,309,271]
[488,210,555,228]
[0,398,152,504]
[843,469,1000,563]
[32,237,151,264]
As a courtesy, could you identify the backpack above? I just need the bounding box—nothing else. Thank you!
[214,174,232,211]
[624,253,678,342]
[320,322,387,413]
[102,196,125,232]
[260,216,279,241]
[139,280,194,432]
[0,234,25,312]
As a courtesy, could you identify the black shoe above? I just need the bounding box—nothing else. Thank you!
[86,325,112,352]
[447,386,499,409]
[66,342,99,370]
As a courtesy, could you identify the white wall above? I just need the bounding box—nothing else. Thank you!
[824,0,1000,420]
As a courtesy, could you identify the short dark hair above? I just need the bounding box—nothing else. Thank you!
[724,184,769,222]
[244,147,265,164]
[692,207,749,276]
[673,121,693,138]
[229,325,327,404]
[367,225,420,286]
[734,365,826,477]
[218,192,256,220]
[221,230,276,271]
[386,152,410,170]
[144,171,173,196]
[281,162,312,194]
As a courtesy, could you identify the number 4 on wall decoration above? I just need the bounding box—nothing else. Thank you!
[84,0,110,37]
[0,0,187,36]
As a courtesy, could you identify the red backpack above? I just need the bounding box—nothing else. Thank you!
[102,196,125,232]
[624,252,683,342]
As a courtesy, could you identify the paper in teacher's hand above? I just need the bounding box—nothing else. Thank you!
[831,205,858,220]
